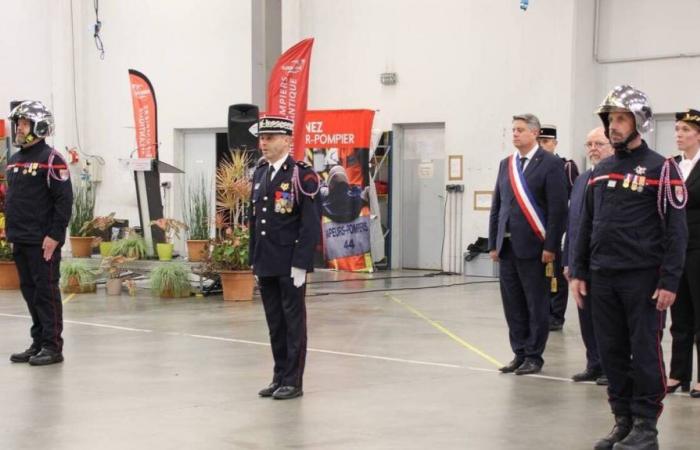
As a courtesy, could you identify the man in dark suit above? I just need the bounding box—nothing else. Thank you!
[667,109,700,397]
[562,126,613,384]
[248,115,320,400]
[538,124,579,331]
[489,113,568,375]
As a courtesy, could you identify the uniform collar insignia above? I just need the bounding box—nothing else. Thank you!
[634,165,647,175]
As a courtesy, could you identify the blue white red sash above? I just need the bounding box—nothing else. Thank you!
[508,154,546,241]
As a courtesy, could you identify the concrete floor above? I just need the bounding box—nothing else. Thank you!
[1,270,699,450]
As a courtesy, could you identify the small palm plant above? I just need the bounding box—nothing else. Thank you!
[216,150,252,227]
[60,260,97,293]
[110,230,148,259]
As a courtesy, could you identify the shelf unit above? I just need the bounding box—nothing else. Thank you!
[370,131,392,269]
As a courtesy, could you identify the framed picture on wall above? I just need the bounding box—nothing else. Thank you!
[448,155,463,180]
[474,190,493,211]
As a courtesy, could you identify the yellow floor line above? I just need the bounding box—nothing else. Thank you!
[386,293,504,368]
[62,293,76,304]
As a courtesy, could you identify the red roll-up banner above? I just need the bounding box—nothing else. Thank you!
[128,69,158,159]
[266,38,314,160]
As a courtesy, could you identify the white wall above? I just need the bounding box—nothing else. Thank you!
[282,0,580,262]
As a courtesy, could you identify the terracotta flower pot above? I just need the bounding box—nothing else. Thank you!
[219,270,255,301]
[70,236,94,257]
[0,261,20,290]
[186,240,209,262]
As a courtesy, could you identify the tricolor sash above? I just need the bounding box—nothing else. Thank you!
[508,154,546,241]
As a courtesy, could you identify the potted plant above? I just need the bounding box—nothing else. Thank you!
[78,213,117,257]
[0,177,19,290]
[68,182,96,257]
[150,263,191,298]
[211,150,255,301]
[99,255,135,295]
[60,260,97,294]
[150,218,188,261]
[110,230,148,259]
[210,225,255,301]
[0,238,19,290]
[183,175,211,262]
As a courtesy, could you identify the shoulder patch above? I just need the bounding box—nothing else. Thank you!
[296,160,312,168]
[256,158,269,168]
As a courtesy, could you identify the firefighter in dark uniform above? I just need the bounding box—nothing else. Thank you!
[6,101,73,366]
[249,115,320,400]
[572,86,688,450]
[538,124,579,331]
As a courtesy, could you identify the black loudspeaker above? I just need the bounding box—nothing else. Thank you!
[227,104,259,151]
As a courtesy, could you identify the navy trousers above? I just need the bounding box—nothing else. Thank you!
[12,243,63,352]
[577,290,602,372]
[549,249,569,324]
[258,276,308,388]
[498,239,550,365]
[669,249,700,383]
[591,268,666,419]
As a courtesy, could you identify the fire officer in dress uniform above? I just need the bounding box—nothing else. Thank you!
[538,125,579,331]
[572,86,688,450]
[6,101,72,366]
[249,115,320,400]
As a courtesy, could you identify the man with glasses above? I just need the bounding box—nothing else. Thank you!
[563,127,613,385]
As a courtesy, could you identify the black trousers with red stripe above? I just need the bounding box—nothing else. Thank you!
[591,268,666,419]
[258,276,307,388]
[12,243,63,353]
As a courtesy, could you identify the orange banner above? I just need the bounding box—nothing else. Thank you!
[303,110,375,149]
[128,69,158,159]
[266,38,314,160]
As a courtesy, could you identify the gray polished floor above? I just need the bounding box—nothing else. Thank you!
[1,270,698,449]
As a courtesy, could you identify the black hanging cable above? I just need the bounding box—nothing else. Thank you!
[94,0,105,60]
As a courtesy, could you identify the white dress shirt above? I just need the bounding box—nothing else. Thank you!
[515,145,538,172]
[268,153,289,180]
[679,149,700,182]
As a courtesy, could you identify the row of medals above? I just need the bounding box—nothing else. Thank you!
[14,163,39,176]
[612,173,646,193]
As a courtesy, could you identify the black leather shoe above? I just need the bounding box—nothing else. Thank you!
[690,389,700,398]
[10,345,41,363]
[514,360,542,376]
[594,415,632,450]
[272,385,303,400]
[499,358,524,373]
[666,380,690,393]
[258,382,280,397]
[28,348,64,366]
[612,417,658,450]
[572,367,603,382]
[549,319,564,331]
[596,375,609,386]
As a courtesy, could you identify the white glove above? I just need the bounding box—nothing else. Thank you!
[291,266,307,288]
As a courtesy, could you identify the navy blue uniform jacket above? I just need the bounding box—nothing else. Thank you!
[5,140,73,245]
[489,148,569,259]
[574,142,688,292]
[248,155,321,277]
[562,168,592,276]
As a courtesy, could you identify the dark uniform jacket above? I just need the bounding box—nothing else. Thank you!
[560,155,580,198]
[574,141,688,292]
[249,154,321,277]
[5,140,73,245]
[674,155,700,251]
[562,168,592,276]
[489,148,569,259]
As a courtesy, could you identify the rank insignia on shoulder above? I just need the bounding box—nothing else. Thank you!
[296,160,312,168]
[634,165,647,175]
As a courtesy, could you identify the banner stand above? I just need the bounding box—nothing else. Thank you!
[130,159,183,256]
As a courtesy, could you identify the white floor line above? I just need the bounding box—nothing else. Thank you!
[0,312,579,383]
